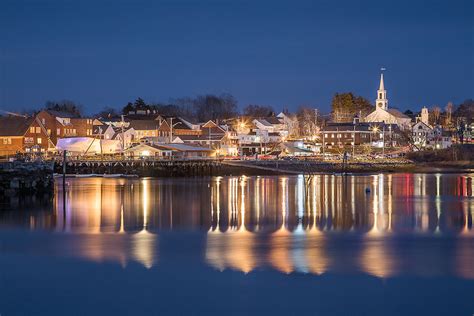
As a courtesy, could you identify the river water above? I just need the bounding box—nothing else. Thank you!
[0,173,473,315]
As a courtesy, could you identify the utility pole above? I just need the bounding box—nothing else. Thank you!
[169,117,173,143]
[322,130,325,159]
[209,126,212,149]
[62,150,67,189]
[352,124,355,158]
[382,125,385,156]
[121,115,125,155]
[314,108,318,136]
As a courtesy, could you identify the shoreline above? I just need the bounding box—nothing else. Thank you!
[52,160,474,178]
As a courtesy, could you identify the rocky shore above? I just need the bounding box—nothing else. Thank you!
[0,161,54,196]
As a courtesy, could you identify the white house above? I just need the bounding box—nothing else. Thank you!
[125,143,173,159]
[412,121,434,149]
[112,127,136,149]
[93,124,115,140]
[277,112,299,137]
[252,117,288,137]
[412,122,452,150]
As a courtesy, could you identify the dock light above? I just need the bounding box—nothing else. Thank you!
[141,150,150,157]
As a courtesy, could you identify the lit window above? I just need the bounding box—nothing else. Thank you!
[37,138,42,144]
[35,127,41,134]
[30,127,35,133]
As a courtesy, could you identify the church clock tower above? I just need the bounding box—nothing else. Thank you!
[375,72,388,110]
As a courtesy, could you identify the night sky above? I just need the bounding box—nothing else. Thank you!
[1,0,472,114]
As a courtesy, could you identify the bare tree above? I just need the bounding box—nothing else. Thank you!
[431,105,441,125]
[445,102,453,126]
[296,106,319,137]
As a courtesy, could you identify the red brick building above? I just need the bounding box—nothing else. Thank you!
[24,110,94,152]
[0,116,35,156]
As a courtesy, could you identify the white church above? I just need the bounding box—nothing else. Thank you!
[364,72,412,129]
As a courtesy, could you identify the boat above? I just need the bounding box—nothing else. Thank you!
[75,174,98,178]
[103,174,124,178]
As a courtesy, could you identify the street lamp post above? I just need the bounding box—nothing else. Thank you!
[382,125,385,156]
[169,118,180,143]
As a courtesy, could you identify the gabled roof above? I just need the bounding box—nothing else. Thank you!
[93,124,113,135]
[201,121,226,135]
[254,117,284,127]
[175,134,225,141]
[254,118,272,126]
[128,120,160,131]
[412,121,432,130]
[157,143,213,152]
[0,116,34,136]
[157,115,194,130]
[45,109,78,118]
[264,117,283,125]
[125,143,173,152]
[387,108,410,119]
[201,120,219,128]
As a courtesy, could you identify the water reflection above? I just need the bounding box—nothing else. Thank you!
[0,174,472,277]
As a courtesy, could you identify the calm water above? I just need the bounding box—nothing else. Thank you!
[1,174,473,315]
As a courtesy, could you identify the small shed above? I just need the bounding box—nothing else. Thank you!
[125,143,173,159]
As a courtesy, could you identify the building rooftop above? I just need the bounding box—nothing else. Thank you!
[45,109,79,118]
[0,116,34,136]
[387,108,410,119]
[128,120,160,131]
[158,143,213,152]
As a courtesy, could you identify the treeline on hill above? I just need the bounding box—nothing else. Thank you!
[121,94,238,122]
[331,92,374,122]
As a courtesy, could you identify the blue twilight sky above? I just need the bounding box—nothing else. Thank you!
[0,0,473,115]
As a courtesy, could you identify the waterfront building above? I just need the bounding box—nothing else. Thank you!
[25,110,94,153]
[92,124,115,140]
[125,143,174,159]
[155,116,202,142]
[322,119,402,150]
[111,126,137,149]
[128,120,160,139]
[157,143,213,158]
[365,73,412,129]
[0,116,34,156]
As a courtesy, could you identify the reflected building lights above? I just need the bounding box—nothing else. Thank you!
[41,174,474,278]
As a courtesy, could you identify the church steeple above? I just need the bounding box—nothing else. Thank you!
[376,71,388,110]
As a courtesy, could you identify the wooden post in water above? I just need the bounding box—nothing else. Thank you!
[62,150,67,185]
[62,150,67,230]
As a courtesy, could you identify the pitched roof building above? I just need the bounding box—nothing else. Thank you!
[0,116,35,156]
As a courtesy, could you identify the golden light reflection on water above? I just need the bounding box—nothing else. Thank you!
[3,173,470,276]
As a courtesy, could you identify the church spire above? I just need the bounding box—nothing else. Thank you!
[379,73,385,90]
[375,70,388,110]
